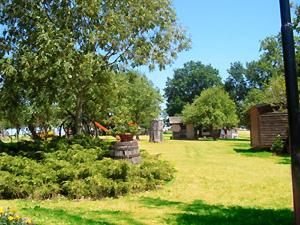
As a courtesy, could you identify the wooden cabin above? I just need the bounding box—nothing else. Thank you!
[169,116,196,140]
[168,116,224,140]
[248,104,288,149]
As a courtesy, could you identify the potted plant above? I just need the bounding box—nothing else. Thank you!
[111,119,138,142]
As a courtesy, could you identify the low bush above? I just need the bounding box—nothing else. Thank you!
[0,137,175,199]
[0,207,34,225]
[271,135,285,155]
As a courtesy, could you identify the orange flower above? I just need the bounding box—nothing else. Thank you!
[128,121,137,126]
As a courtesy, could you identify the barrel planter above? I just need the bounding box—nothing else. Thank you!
[110,140,141,164]
[118,133,134,142]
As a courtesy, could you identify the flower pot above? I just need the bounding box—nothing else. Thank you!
[119,133,134,142]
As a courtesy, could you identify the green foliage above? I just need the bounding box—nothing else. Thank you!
[241,74,298,114]
[0,207,34,225]
[110,120,138,136]
[164,61,222,116]
[224,62,248,104]
[0,137,174,199]
[0,0,190,135]
[111,71,162,131]
[264,75,287,111]
[240,89,267,126]
[182,87,239,129]
[244,35,283,90]
[241,89,267,113]
[239,73,298,126]
[271,135,285,155]
[139,152,175,182]
[224,35,284,125]
[224,62,249,125]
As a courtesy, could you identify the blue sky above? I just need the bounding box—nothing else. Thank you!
[142,0,286,93]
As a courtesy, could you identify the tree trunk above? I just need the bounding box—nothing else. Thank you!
[199,125,203,137]
[135,116,140,141]
[210,126,217,140]
[74,91,84,135]
[43,126,48,140]
[16,126,20,140]
[28,124,40,140]
[136,133,140,141]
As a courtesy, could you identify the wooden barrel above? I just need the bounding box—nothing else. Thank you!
[110,140,141,164]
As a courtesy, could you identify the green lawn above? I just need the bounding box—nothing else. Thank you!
[0,131,293,224]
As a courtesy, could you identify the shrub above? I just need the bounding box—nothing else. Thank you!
[139,151,175,181]
[0,207,34,225]
[0,136,175,199]
[271,135,284,155]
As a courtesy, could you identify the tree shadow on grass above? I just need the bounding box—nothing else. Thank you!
[233,148,273,158]
[168,200,292,225]
[277,157,291,164]
[234,148,292,164]
[219,138,250,142]
[197,138,250,142]
[139,197,183,208]
[88,210,145,225]
[139,197,292,225]
[22,206,145,225]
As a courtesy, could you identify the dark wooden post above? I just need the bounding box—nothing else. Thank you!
[279,0,300,224]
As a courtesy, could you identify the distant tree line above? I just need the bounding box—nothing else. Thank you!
[164,4,300,128]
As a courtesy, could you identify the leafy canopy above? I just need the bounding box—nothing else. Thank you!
[182,87,239,129]
[0,0,190,134]
[164,61,222,116]
[0,0,190,70]
[224,62,248,104]
[110,71,162,129]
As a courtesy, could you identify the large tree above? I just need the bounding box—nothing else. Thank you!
[240,88,267,126]
[182,87,239,131]
[224,35,285,126]
[224,62,248,104]
[245,35,283,90]
[241,89,267,114]
[240,75,287,126]
[0,0,190,135]
[264,75,287,111]
[164,61,222,116]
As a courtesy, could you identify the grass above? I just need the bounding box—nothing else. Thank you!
[0,131,293,224]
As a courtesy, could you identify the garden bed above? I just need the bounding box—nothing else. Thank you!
[0,136,175,199]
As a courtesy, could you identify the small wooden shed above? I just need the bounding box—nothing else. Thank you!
[248,104,288,149]
[169,116,196,140]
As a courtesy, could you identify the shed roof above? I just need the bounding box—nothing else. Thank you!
[247,104,273,114]
[169,116,182,124]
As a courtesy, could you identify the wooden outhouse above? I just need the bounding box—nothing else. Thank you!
[248,104,288,149]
